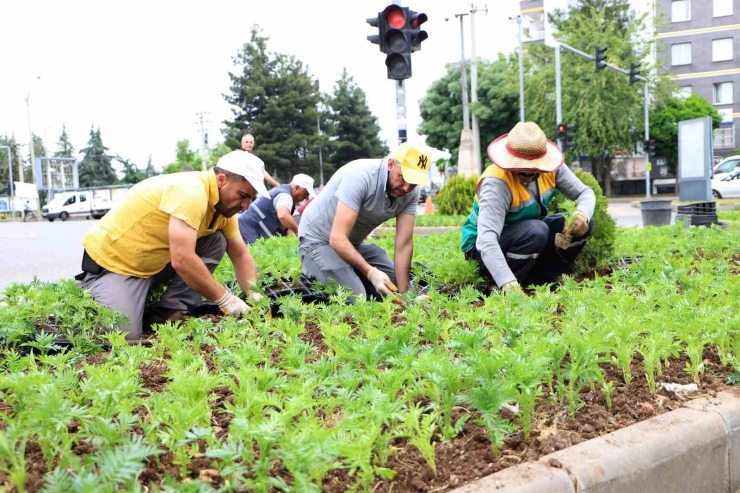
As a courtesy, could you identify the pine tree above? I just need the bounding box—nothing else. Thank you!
[222,26,322,181]
[162,140,199,174]
[78,127,117,187]
[0,135,21,196]
[145,155,158,177]
[54,124,75,158]
[118,157,147,184]
[325,69,389,177]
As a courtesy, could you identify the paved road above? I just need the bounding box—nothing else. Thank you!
[0,202,663,291]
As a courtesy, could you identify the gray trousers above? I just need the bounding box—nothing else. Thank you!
[81,232,227,340]
[299,241,395,297]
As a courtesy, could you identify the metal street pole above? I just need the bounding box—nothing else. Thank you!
[517,15,525,122]
[396,80,408,145]
[456,12,471,131]
[25,76,41,188]
[196,111,209,171]
[470,4,487,174]
[644,83,651,199]
[317,114,324,185]
[555,43,563,146]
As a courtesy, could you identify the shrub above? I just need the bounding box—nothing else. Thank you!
[434,174,479,216]
[549,170,616,274]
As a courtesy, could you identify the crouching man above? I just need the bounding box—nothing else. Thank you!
[238,174,315,244]
[298,143,432,298]
[78,151,269,339]
[461,122,595,292]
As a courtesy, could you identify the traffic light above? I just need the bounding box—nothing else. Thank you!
[595,46,608,72]
[644,139,656,157]
[557,123,576,150]
[629,62,642,85]
[366,5,428,80]
[408,9,428,52]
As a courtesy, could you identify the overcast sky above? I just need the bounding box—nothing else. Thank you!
[0,0,586,172]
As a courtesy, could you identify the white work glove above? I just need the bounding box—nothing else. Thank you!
[567,211,589,237]
[366,267,398,297]
[500,280,520,293]
[249,292,263,303]
[215,290,250,318]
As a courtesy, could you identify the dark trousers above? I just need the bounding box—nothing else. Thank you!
[467,214,593,288]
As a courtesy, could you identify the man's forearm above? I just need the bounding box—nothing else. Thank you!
[231,251,258,294]
[394,243,412,293]
[278,213,299,234]
[330,235,373,277]
[174,255,226,301]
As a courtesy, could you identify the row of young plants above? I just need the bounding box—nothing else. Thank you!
[0,223,738,491]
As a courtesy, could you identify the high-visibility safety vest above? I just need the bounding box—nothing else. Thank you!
[238,184,294,244]
[461,165,558,253]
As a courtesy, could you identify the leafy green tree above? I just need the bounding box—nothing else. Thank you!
[419,55,520,167]
[78,127,117,187]
[118,158,147,184]
[650,93,721,169]
[54,124,75,158]
[162,140,200,174]
[207,143,232,169]
[325,69,388,176]
[0,136,21,196]
[525,0,651,196]
[222,26,322,181]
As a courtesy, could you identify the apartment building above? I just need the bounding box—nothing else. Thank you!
[520,0,547,43]
[656,0,740,160]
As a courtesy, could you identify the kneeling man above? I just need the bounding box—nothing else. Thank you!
[462,122,595,292]
[79,151,269,339]
[298,143,431,298]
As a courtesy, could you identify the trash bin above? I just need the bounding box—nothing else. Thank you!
[639,199,672,226]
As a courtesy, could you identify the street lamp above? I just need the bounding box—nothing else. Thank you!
[25,76,41,188]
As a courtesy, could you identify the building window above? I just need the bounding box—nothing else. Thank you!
[714,0,733,17]
[678,86,693,98]
[714,82,734,105]
[712,38,734,62]
[671,43,692,66]
[713,125,735,149]
[672,0,691,22]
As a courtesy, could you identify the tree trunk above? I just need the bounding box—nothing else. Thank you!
[604,156,613,198]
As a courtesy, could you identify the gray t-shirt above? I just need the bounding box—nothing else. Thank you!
[298,158,419,246]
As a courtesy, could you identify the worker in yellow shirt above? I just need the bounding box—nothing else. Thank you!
[78,150,269,340]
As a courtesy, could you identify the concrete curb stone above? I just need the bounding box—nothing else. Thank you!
[451,462,574,493]
[453,393,740,493]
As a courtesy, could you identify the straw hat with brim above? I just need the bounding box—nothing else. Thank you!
[488,122,564,173]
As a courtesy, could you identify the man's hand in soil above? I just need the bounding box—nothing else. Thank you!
[367,267,398,297]
[500,280,520,293]
[568,211,589,237]
[216,290,250,318]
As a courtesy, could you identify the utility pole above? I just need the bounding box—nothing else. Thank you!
[25,76,41,189]
[516,15,525,122]
[469,4,488,174]
[317,114,324,186]
[452,11,476,177]
[196,111,210,171]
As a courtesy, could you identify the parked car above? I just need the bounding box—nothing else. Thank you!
[418,186,429,204]
[712,169,740,199]
[712,156,740,180]
[42,191,117,221]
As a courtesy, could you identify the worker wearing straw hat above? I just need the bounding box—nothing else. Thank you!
[461,122,595,292]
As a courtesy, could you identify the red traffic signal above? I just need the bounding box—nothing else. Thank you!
[384,5,406,28]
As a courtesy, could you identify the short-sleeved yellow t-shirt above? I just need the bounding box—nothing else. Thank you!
[83,170,240,278]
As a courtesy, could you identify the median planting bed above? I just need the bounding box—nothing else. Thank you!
[1,224,739,492]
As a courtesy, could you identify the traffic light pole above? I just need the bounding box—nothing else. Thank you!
[552,42,651,197]
[396,80,407,145]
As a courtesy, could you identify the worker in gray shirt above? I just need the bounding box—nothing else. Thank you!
[298,143,432,298]
[461,122,595,292]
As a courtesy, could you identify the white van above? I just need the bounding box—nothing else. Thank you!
[713,156,740,180]
[41,192,115,221]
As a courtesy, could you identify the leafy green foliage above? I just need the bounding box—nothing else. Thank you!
[550,170,616,273]
[434,174,478,216]
[79,127,117,187]
[418,55,520,166]
[2,221,740,490]
[650,93,721,169]
[325,69,388,179]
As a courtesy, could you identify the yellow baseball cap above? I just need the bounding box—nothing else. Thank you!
[392,143,432,186]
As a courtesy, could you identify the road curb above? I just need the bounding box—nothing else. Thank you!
[455,392,740,493]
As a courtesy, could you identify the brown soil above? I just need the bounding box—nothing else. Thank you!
[139,360,170,393]
[300,321,329,355]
